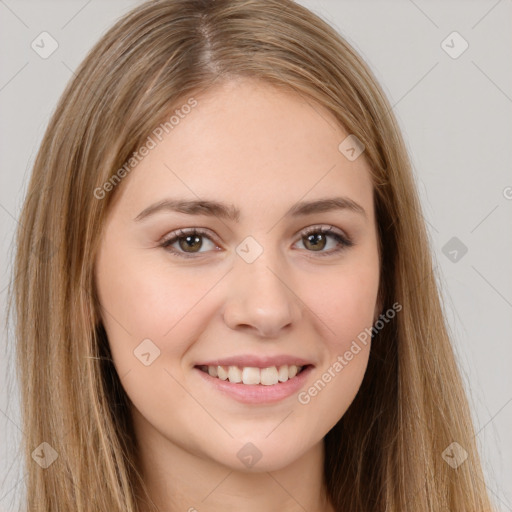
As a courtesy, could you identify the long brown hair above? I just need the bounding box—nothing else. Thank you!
[11,0,493,510]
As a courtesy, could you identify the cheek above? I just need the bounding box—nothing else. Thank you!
[295,257,378,417]
[324,281,378,347]
[295,272,376,430]
[95,254,221,434]
[95,245,220,372]
[308,260,380,348]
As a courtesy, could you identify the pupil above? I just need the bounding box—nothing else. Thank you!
[180,235,202,252]
[305,233,326,251]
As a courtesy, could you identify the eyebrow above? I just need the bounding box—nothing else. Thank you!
[134,196,367,222]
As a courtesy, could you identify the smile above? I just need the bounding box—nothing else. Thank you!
[193,364,314,404]
[196,364,307,385]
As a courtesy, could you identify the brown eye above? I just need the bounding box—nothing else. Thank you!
[296,226,354,257]
[178,234,203,253]
[302,232,327,251]
[160,228,218,258]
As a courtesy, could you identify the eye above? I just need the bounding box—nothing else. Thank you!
[159,228,219,258]
[159,225,353,259]
[294,225,353,257]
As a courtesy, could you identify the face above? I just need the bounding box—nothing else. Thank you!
[95,78,380,473]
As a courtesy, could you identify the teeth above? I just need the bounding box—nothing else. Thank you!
[217,366,228,380]
[228,365,242,383]
[200,364,305,385]
[242,367,260,385]
[260,366,279,385]
[277,365,289,382]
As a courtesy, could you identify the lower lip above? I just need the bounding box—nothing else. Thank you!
[194,365,314,404]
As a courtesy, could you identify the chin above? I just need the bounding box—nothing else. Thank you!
[210,435,317,474]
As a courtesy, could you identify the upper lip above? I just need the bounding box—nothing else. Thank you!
[195,355,314,369]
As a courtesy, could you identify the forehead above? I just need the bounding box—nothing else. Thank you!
[113,78,374,221]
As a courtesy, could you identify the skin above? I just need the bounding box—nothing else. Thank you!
[95,77,381,512]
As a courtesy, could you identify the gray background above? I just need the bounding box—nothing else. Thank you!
[1,0,511,510]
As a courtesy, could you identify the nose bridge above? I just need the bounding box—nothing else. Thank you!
[222,242,301,337]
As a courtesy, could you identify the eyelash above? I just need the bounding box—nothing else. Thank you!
[159,225,354,259]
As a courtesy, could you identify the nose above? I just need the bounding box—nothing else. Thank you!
[221,252,302,338]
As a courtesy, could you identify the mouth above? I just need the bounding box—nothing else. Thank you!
[194,363,311,386]
[193,363,314,404]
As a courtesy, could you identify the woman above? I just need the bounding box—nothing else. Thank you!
[12,0,493,510]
